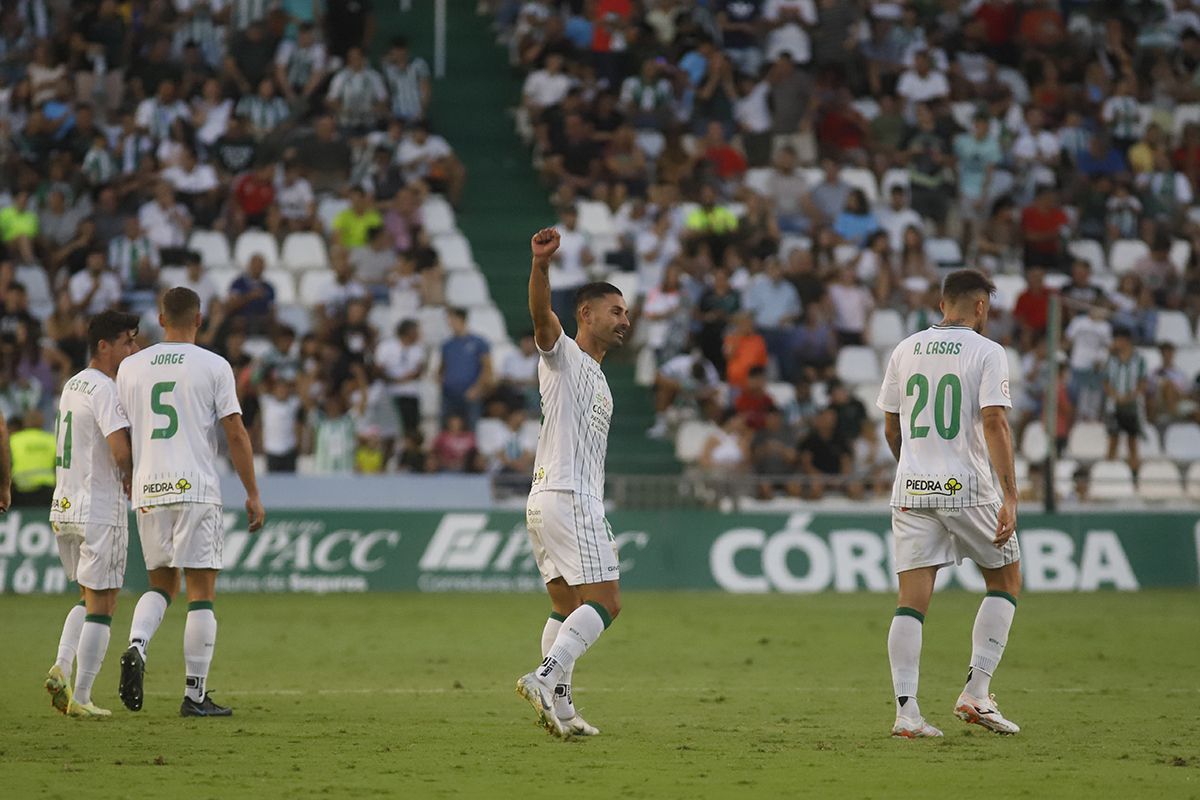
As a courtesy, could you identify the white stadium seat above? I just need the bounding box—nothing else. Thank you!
[1172,102,1200,140]
[1170,239,1192,271]
[275,304,312,336]
[990,274,1026,313]
[675,420,719,463]
[432,233,474,271]
[1137,346,1163,375]
[1173,347,1200,381]
[208,268,239,299]
[475,418,509,456]
[520,420,542,452]
[317,197,350,234]
[467,305,509,346]
[744,167,773,196]
[778,235,812,259]
[188,230,232,270]
[1055,458,1080,497]
[1066,421,1108,461]
[234,229,280,269]
[1108,239,1149,274]
[1186,462,1200,499]
[445,271,491,307]
[16,265,52,319]
[604,270,640,301]
[635,346,657,386]
[868,309,906,349]
[765,382,796,409]
[576,200,617,238]
[417,306,452,346]
[926,237,963,267]
[158,266,186,289]
[835,346,881,385]
[1164,422,1200,460]
[298,269,338,308]
[1136,460,1185,500]
[1089,460,1137,499]
[880,168,910,195]
[1155,311,1194,347]
[1137,428,1163,460]
[1067,239,1106,273]
[420,196,457,236]
[264,270,296,305]
[1020,423,1048,463]
[280,232,330,271]
[839,167,879,205]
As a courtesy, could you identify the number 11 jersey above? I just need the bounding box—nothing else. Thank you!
[876,324,1011,509]
[117,342,242,509]
[50,368,130,526]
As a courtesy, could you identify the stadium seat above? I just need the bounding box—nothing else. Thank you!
[189,230,232,270]
[675,420,719,463]
[418,379,441,421]
[1164,422,1200,460]
[868,309,905,349]
[1066,421,1108,461]
[880,168,910,195]
[778,235,812,259]
[1067,239,1106,273]
[576,200,617,238]
[854,384,884,421]
[1089,460,1137,499]
[280,232,330,271]
[420,196,456,236]
[445,271,491,307]
[16,265,51,319]
[1173,347,1200,381]
[467,305,508,346]
[432,233,474,271]
[317,197,350,234]
[234,229,280,269]
[1186,462,1200,500]
[1020,423,1048,463]
[1137,346,1163,375]
[520,419,541,452]
[157,266,186,289]
[1054,458,1080,497]
[1136,460,1185,500]
[1155,311,1193,347]
[275,303,312,336]
[839,167,879,205]
[208,268,239,299]
[264,270,297,305]
[243,336,273,359]
[835,346,880,385]
[801,167,823,187]
[476,418,509,456]
[1172,102,1200,140]
[926,238,963,267]
[744,167,773,196]
[298,269,338,308]
[1005,346,1024,395]
[951,101,978,130]
[850,97,879,120]
[1108,239,1149,274]
[1043,272,1069,291]
[990,274,1026,313]
[1137,428,1163,460]
[1170,239,1192,271]
[605,270,640,301]
[765,382,796,409]
[635,346,657,386]
[417,306,452,346]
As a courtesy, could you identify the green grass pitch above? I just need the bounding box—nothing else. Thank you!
[2,591,1197,798]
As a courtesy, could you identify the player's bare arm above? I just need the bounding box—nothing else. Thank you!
[982,405,1018,547]
[529,227,563,351]
[883,412,902,462]
[106,428,133,498]
[221,413,265,532]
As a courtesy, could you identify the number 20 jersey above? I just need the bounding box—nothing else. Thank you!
[876,324,1012,509]
[50,368,130,526]
[116,342,241,509]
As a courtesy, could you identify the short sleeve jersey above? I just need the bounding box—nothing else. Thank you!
[51,369,131,527]
[876,324,1011,508]
[530,332,613,499]
[117,342,242,509]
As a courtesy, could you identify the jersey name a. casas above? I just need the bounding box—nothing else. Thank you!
[51,368,131,526]
[530,332,613,499]
[117,342,241,509]
[877,324,1011,509]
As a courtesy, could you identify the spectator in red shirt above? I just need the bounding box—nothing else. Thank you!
[733,366,777,430]
[231,163,279,236]
[1012,266,1052,350]
[431,413,481,473]
[700,120,747,181]
[1020,186,1069,270]
[817,92,868,164]
[974,0,1018,55]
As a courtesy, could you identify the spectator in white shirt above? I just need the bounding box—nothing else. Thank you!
[326,46,388,134]
[522,52,573,117]
[259,375,304,473]
[375,318,426,434]
[895,49,949,123]
[175,252,220,316]
[395,121,466,206]
[161,145,221,226]
[491,331,540,414]
[549,205,594,328]
[68,249,123,315]
[826,265,874,346]
[138,182,193,261]
[876,185,925,252]
[275,160,316,232]
[764,0,818,64]
[135,80,189,140]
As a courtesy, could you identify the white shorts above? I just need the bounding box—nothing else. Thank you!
[891,502,1020,573]
[52,521,128,591]
[526,490,620,586]
[137,503,225,570]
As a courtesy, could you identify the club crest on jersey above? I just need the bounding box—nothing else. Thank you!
[143,478,192,498]
[905,477,963,497]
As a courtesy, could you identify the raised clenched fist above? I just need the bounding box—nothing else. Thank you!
[531,228,560,259]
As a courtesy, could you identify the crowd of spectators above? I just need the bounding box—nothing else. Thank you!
[0,0,555,479]
[494,0,1200,501]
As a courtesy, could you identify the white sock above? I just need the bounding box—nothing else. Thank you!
[537,603,610,687]
[55,602,87,677]
[183,603,217,702]
[965,593,1017,698]
[74,616,112,705]
[541,614,576,720]
[888,608,924,719]
[129,589,170,661]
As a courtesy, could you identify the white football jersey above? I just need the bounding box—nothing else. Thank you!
[530,332,613,499]
[876,324,1011,509]
[50,368,131,527]
[117,342,242,509]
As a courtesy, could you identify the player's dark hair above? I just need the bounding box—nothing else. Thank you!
[574,282,623,313]
[161,286,202,327]
[88,310,140,354]
[941,269,996,304]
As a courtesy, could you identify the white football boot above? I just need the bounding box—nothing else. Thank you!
[516,673,569,739]
[891,716,944,738]
[955,692,1020,734]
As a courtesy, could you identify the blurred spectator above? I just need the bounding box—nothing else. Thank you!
[432,413,480,473]
[724,310,769,390]
[698,409,750,474]
[491,331,539,415]
[743,257,800,371]
[1020,186,1069,270]
[492,408,535,489]
[752,408,802,499]
[826,266,873,346]
[310,393,357,475]
[0,191,38,264]
[696,266,740,374]
[68,249,122,316]
[641,261,690,364]
[377,319,426,435]
[733,365,776,430]
[548,205,593,328]
[1147,342,1188,425]
[138,182,193,264]
[9,408,56,507]
[260,374,303,473]
[1065,304,1113,421]
[295,114,353,194]
[226,253,277,334]
[1013,266,1052,350]
[333,186,382,249]
[439,308,492,429]
[648,349,722,439]
[798,405,857,500]
[1103,328,1147,471]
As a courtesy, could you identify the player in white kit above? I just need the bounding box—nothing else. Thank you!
[44,311,140,719]
[115,287,265,717]
[515,228,630,739]
[876,269,1022,738]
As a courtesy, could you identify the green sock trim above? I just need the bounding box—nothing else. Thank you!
[187,600,214,612]
[75,599,86,607]
[986,590,1018,608]
[84,614,112,626]
[548,612,567,623]
[895,606,925,624]
[584,601,612,630]
[151,587,173,605]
